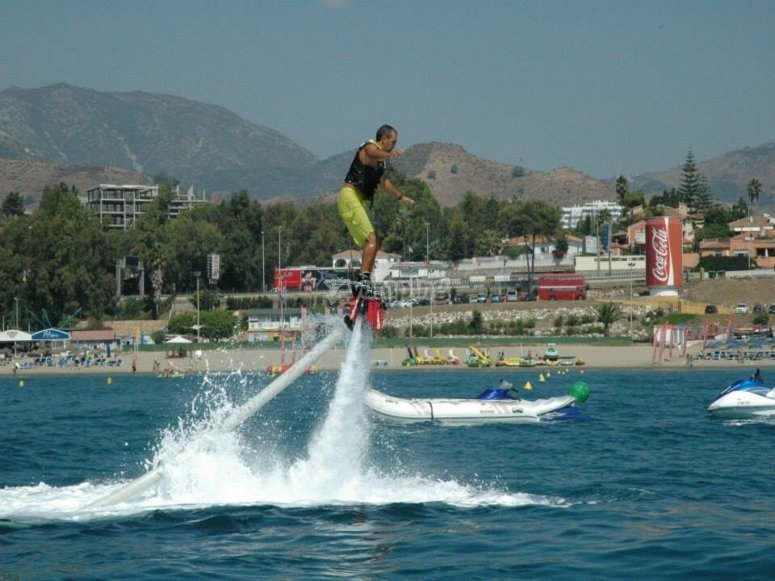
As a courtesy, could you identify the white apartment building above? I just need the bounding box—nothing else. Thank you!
[561,200,624,230]
[86,184,208,230]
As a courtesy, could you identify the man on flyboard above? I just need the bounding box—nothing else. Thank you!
[337,124,415,330]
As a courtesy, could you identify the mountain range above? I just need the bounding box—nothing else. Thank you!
[1,83,773,213]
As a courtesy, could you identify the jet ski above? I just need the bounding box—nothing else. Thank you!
[707,370,775,418]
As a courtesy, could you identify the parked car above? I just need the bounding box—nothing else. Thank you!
[734,303,749,314]
[769,304,775,315]
[471,292,487,303]
[490,294,501,303]
[433,293,450,305]
[704,305,718,314]
[753,303,764,314]
[506,290,519,302]
[390,299,415,308]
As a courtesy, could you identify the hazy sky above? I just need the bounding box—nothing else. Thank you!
[1,0,773,178]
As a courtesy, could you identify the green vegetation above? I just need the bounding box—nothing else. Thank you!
[0,176,564,328]
[0,146,764,333]
[596,302,620,336]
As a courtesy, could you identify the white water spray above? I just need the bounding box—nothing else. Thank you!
[85,324,346,508]
[287,319,373,498]
[0,319,565,523]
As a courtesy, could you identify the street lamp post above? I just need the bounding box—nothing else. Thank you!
[194,271,201,342]
[261,230,266,293]
[13,296,19,357]
[426,221,432,338]
[425,221,430,263]
[278,226,283,333]
[746,235,753,270]
[430,281,434,339]
[627,262,635,341]
[278,226,282,272]
[748,210,753,270]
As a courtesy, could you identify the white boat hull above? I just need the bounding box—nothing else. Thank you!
[364,389,580,424]
[708,389,775,418]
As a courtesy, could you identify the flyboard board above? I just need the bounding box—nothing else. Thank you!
[343,283,385,332]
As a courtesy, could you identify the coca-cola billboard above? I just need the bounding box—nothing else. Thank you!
[646,216,683,296]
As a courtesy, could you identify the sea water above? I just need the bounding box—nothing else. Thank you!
[2,337,775,579]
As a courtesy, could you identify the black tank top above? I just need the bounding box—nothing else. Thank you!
[344,141,386,203]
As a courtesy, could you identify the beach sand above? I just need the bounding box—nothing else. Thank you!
[2,341,769,378]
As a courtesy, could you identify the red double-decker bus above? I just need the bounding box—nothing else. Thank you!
[537,273,586,301]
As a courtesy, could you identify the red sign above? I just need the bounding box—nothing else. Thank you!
[646,217,683,294]
[273,268,303,291]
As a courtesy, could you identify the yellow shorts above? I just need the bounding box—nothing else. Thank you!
[337,184,374,246]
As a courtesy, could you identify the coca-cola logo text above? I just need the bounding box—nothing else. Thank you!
[650,225,671,283]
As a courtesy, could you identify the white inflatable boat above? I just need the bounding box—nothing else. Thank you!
[364,382,589,424]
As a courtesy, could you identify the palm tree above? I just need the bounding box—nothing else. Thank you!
[596,302,620,336]
[615,175,628,206]
[746,178,762,270]
[747,178,761,214]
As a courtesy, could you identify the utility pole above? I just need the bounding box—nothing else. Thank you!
[194,271,201,342]
[425,221,430,263]
[628,262,635,341]
[261,230,266,293]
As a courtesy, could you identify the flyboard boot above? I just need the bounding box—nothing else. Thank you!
[344,277,385,332]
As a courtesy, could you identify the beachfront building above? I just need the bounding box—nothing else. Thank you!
[332,249,401,283]
[560,200,624,230]
[700,234,775,269]
[86,184,208,230]
[70,329,119,356]
[246,308,304,343]
[697,214,775,269]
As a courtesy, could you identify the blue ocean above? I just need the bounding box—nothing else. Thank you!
[3,327,775,579]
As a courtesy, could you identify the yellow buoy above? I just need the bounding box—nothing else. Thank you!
[523,381,533,391]
[107,377,112,385]
[19,380,24,388]
[538,373,545,382]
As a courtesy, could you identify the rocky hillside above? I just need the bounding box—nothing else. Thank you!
[0,159,152,198]
[0,83,316,199]
[394,142,615,207]
[1,83,773,212]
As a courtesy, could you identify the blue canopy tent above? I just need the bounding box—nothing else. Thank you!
[31,328,70,354]
[31,328,71,342]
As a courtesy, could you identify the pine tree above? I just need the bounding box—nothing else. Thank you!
[695,174,713,212]
[678,150,702,212]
